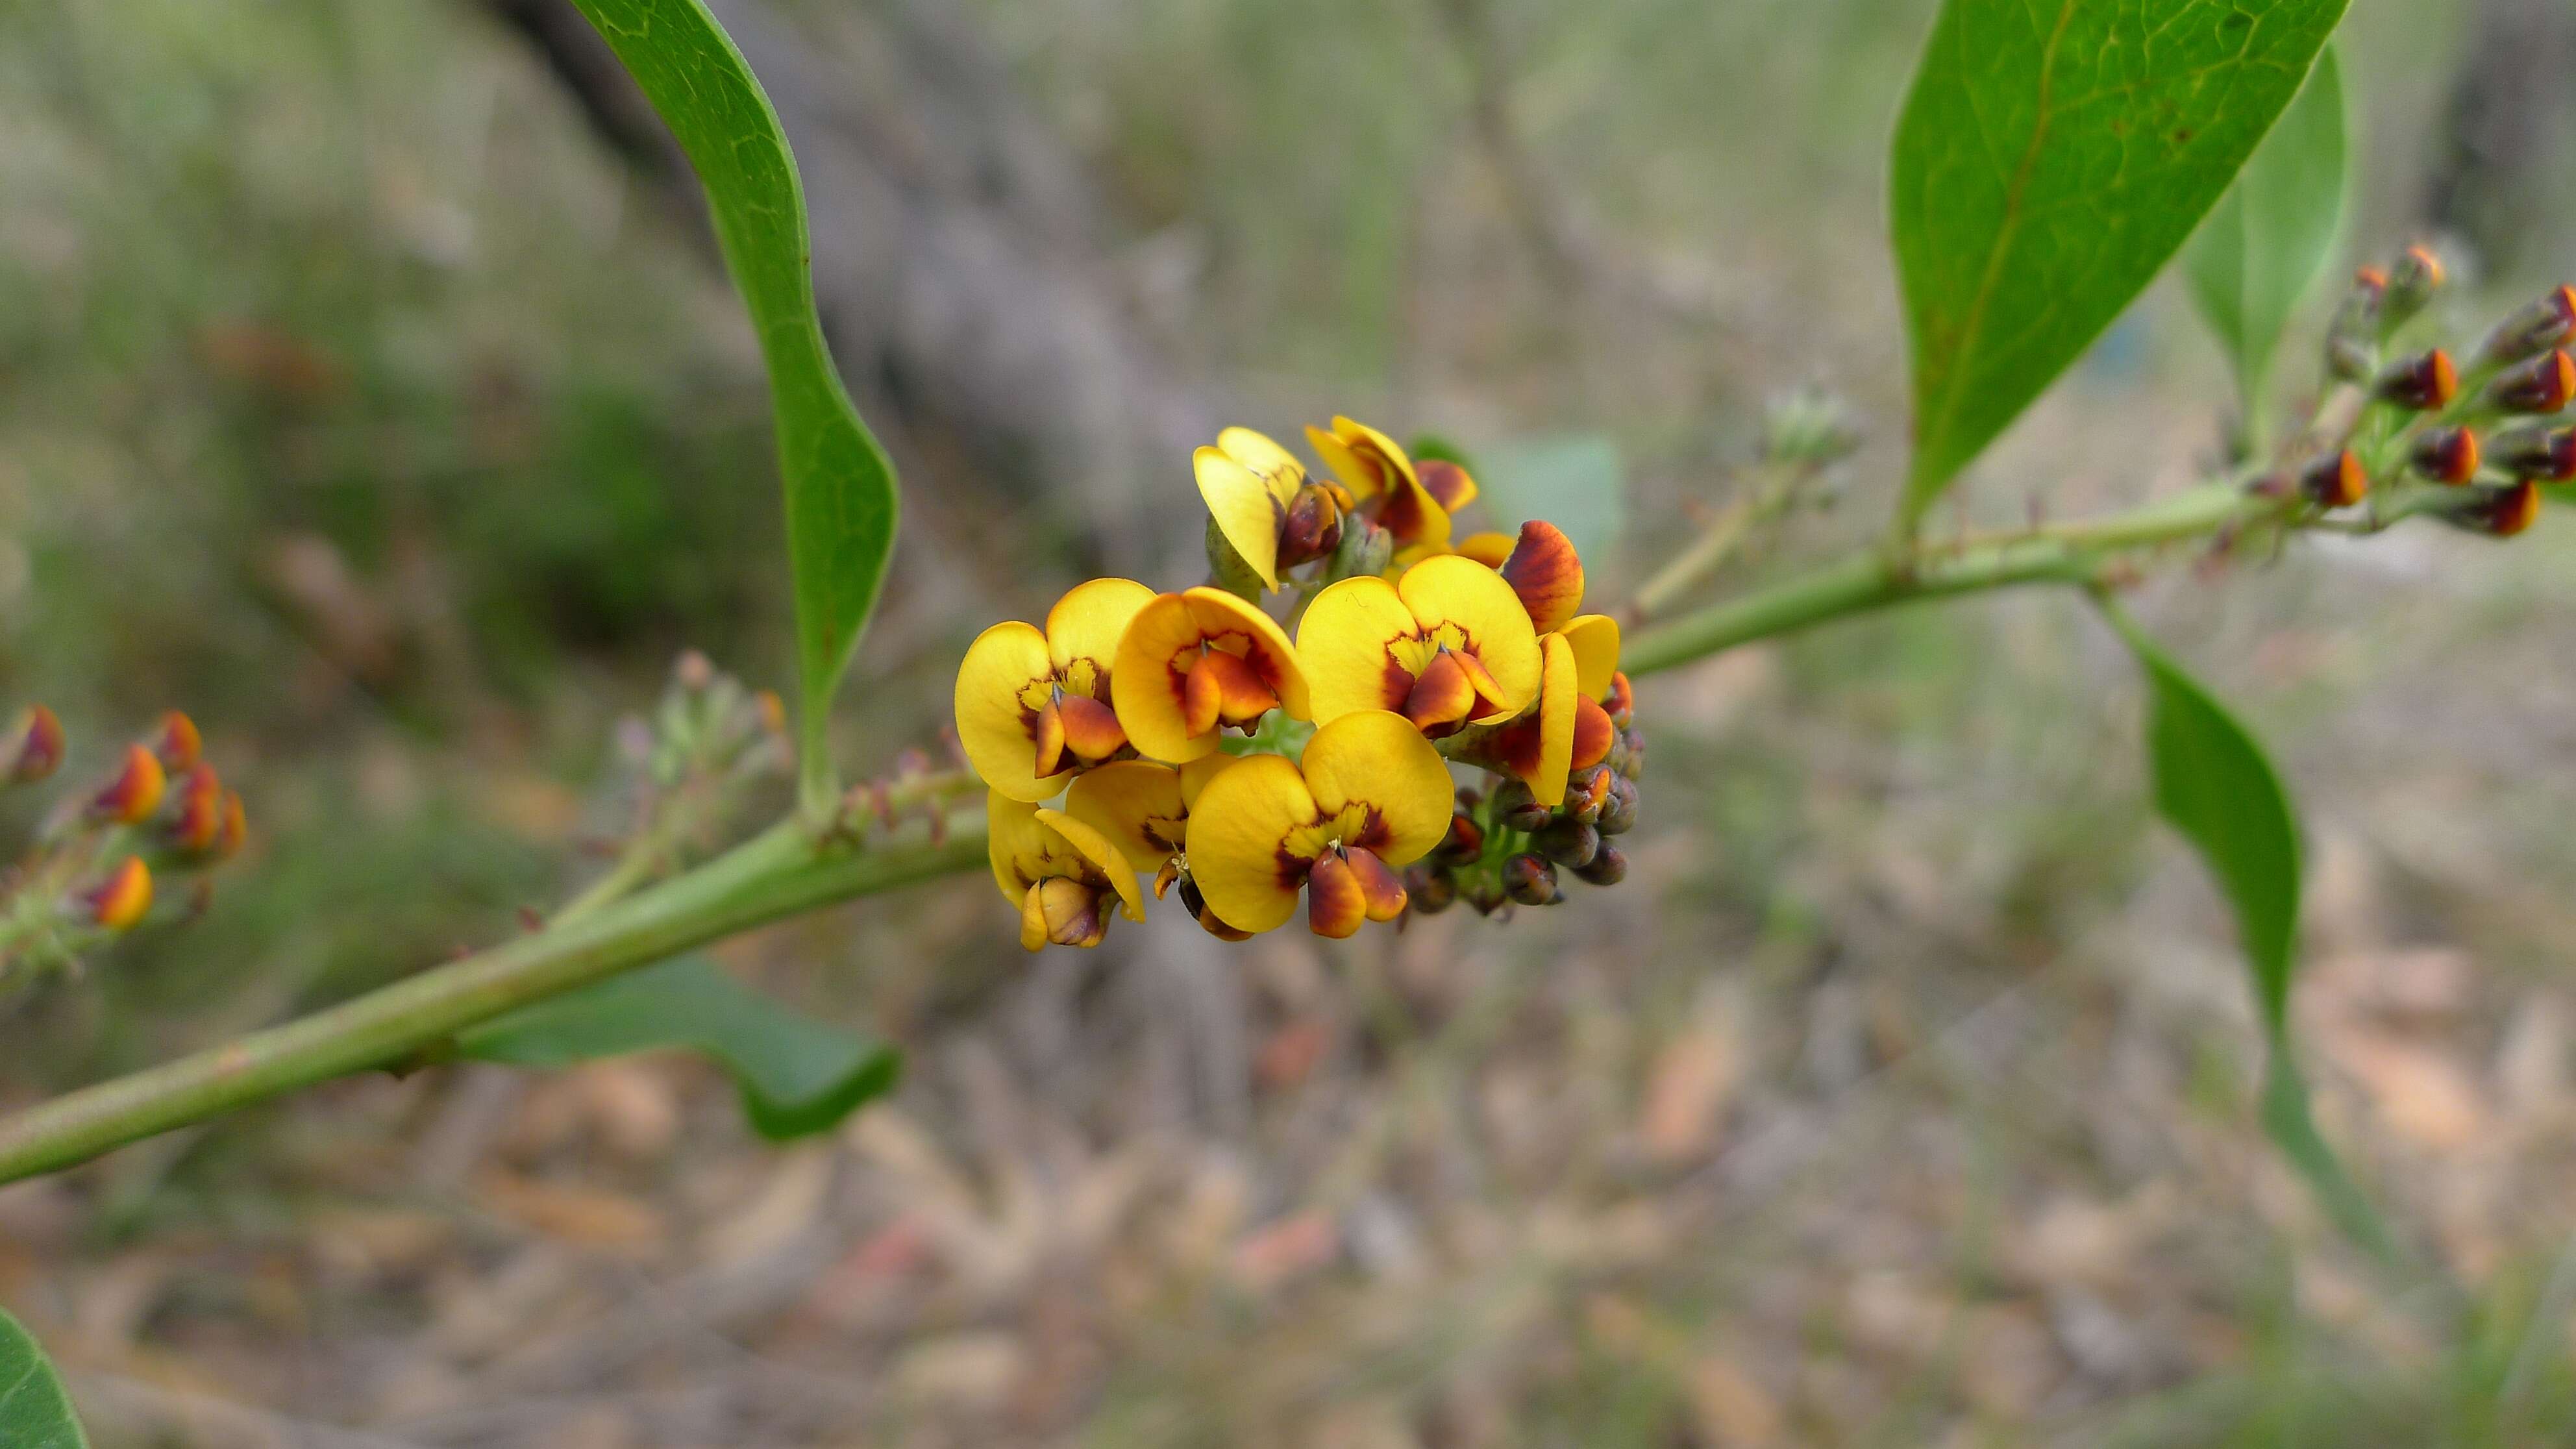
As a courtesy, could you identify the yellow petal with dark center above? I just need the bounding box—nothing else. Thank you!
[1305,851,1366,938]
[1065,761,1189,873]
[1559,613,1622,702]
[1343,845,1409,921]
[1183,753,1319,935]
[1299,711,1454,867]
[1333,416,1450,549]
[1398,554,1540,722]
[1115,588,1309,761]
[1217,426,1306,498]
[1498,520,1585,633]
[958,622,1068,802]
[1195,447,1286,591]
[1296,575,1419,725]
[1036,806,1146,924]
[1045,578,1155,684]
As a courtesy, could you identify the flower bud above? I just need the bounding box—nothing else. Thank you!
[2373,349,2457,411]
[164,765,225,854]
[1435,811,1485,865]
[1406,865,1456,915]
[1504,853,1558,906]
[2488,423,2576,482]
[1328,515,1394,582]
[2450,480,2541,538]
[1536,817,1600,869]
[2409,427,2481,486]
[2325,267,2386,382]
[4,705,64,784]
[2485,349,2576,414]
[215,791,248,860]
[77,856,153,931]
[147,711,201,773]
[1490,778,1550,833]
[1596,776,1639,836]
[2382,245,2444,333]
[1565,765,1613,825]
[88,743,167,824]
[2299,450,2368,508]
[2479,285,2576,367]
[1275,480,1346,571]
[1602,673,1634,730]
[1619,729,1646,782]
[1574,843,1628,887]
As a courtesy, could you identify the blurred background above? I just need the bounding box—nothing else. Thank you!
[4,0,2576,1443]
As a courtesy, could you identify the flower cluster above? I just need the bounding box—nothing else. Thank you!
[956,418,1641,949]
[2294,248,2576,534]
[0,706,248,990]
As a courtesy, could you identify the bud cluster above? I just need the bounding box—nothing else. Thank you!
[1406,671,1644,919]
[2292,249,2576,539]
[0,706,248,992]
[596,651,793,874]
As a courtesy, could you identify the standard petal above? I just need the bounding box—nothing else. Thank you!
[1559,613,1622,702]
[1183,753,1318,935]
[1046,577,1156,684]
[1065,761,1189,872]
[1037,807,1146,923]
[1195,448,1285,591]
[1498,520,1585,633]
[1299,711,1455,867]
[1296,575,1418,724]
[1113,589,1307,762]
[1306,424,1385,501]
[958,622,1066,802]
[1398,554,1541,720]
[1216,426,1306,500]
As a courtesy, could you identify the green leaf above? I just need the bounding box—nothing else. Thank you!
[2183,45,2348,438]
[1890,0,2350,529]
[0,1307,88,1449]
[2101,603,2396,1261]
[570,0,899,816]
[460,955,900,1140]
[1437,432,1628,577]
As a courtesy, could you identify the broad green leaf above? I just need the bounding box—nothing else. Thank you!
[1890,0,2350,529]
[571,0,899,815]
[2183,45,2347,440]
[2102,604,2395,1261]
[1429,432,1628,577]
[460,955,900,1140]
[0,1307,88,1449]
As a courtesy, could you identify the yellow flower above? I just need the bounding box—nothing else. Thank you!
[1184,712,1454,937]
[1195,427,1307,592]
[1111,587,1310,762]
[1464,623,1622,808]
[1297,554,1541,735]
[1306,417,1476,550]
[987,791,1146,950]
[1064,754,1237,882]
[955,578,1154,802]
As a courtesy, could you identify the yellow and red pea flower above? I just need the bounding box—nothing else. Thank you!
[986,792,1147,951]
[78,856,154,932]
[1307,416,1472,551]
[164,764,226,854]
[1111,587,1308,762]
[88,743,167,824]
[1195,427,1309,593]
[955,578,1156,802]
[1183,712,1454,938]
[1298,554,1542,736]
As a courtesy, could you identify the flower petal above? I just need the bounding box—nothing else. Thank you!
[1570,695,1615,771]
[1037,807,1146,923]
[1306,852,1365,938]
[1306,425,1385,502]
[958,622,1067,802]
[1299,711,1455,867]
[1498,520,1585,633]
[1333,417,1450,549]
[1217,426,1306,499]
[1196,447,1285,591]
[1402,649,1476,733]
[1559,614,1622,702]
[1114,588,1309,762]
[1065,761,1189,872]
[1056,693,1126,762]
[1343,845,1409,921]
[1398,554,1541,721]
[1296,575,1419,725]
[1178,752,1237,808]
[1414,457,1478,514]
[1183,753,1319,935]
[1531,632,1582,807]
[987,791,1054,902]
[1456,530,1517,568]
[1046,577,1156,686]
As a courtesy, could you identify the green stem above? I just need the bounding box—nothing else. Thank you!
[0,482,2289,1187]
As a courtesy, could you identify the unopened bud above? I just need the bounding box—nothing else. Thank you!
[2449,480,2542,538]
[1596,776,1639,836]
[2479,285,2576,367]
[1490,779,1549,833]
[2382,245,2444,332]
[2325,267,2387,382]
[2488,424,2576,482]
[2409,427,2481,486]
[4,705,64,783]
[164,765,225,854]
[89,743,167,824]
[1574,843,1628,887]
[2486,349,2575,414]
[1535,817,1600,869]
[1503,853,1558,906]
[2298,451,2368,508]
[1620,729,1646,782]
[1406,865,1456,915]
[1602,673,1634,730]
[1276,480,1345,571]
[1435,811,1485,865]
[2373,349,2457,411]
[77,856,153,931]
[1328,516,1394,582]
[1565,765,1613,825]
[148,711,201,773]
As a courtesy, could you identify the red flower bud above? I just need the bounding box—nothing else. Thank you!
[5,705,64,784]
[2488,424,2576,482]
[2299,451,2368,508]
[89,743,167,824]
[2479,285,2576,367]
[2373,349,2457,410]
[2409,427,2481,486]
[2486,349,2576,414]
[2383,245,2444,330]
[164,765,225,854]
[2455,480,2542,538]
[78,856,153,931]
[149,710,201,773]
